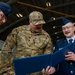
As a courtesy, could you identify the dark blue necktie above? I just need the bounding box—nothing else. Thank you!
[69,39,73,43]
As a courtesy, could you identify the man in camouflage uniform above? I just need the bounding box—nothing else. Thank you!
[1,11,54,75]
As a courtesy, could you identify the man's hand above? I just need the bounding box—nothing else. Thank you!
[65,52,75,61]
[42,66,56,75]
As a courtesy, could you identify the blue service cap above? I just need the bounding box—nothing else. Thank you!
[61,18,71,26]
[0,2,11,16]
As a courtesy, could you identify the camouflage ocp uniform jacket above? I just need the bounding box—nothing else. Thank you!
[1,25,53,75]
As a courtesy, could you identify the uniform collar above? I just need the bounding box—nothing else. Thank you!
[66,35,75,43]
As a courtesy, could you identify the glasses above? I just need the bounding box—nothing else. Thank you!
[62,26,73,30]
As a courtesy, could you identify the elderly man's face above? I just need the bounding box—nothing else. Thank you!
[0,10,7,25]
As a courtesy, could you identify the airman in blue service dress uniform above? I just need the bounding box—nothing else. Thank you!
[54,18,75,75]
[0,2,11,26]
[42,18,75,75]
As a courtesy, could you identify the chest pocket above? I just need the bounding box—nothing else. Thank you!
[27,36,47,48]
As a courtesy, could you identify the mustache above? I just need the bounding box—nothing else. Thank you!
[65,31,70,34]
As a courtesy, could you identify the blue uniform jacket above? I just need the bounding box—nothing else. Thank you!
[54,38,75,75]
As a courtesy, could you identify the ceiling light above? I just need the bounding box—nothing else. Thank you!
[46,2,51,7]
[55,32,57,34]
[51,17,56,20]
[16,13,23,18]
[53,26,56,28]
[19,14,23,17]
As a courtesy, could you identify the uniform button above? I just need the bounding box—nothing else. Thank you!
[70,62,72,65]
[70,71,73,73]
